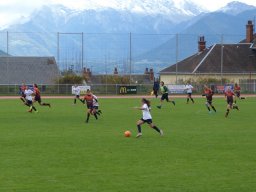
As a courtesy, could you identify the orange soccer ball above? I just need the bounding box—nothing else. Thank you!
[124,130,131,137]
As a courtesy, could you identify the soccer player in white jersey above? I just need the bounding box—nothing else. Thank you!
[134,98,163,138]
[92,94,102,116]
[185,83,195,104]
[73,85,83,104]
[24,86,37,113]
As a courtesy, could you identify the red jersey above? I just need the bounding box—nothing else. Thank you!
[234,86,241,92]
[84,94,94,106]
[204,88,213,96]
[225,90,234,97]
[21,85,26,93]
[34,87,40,97]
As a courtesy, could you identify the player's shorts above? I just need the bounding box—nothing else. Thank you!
[206,99,212,105]
[227,97,233,105]
[34,95,41,103]
[235,92,240,97]
[26,100,33,105]
[93,106,99,109]
[87,104,93,109]
[21,92,26,98]
[141,118,153,124]
[75,95,80,98]
[161,93,169,101]
[187,93,192,97]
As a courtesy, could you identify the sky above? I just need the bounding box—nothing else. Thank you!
[0,0,256,27]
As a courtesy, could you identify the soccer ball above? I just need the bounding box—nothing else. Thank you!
[124,130,131,137]
[150,91,154,95]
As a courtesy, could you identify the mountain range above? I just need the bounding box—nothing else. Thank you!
[0,1,255,74]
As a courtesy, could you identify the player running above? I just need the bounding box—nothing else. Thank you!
[234,83,245,103]
[92,94,102,116]
[225,87,239,118]
[157,81,175,109]
[73,85,83,105]
[202,85,216,113]
[185,83,195,104]
[33,84,51,107]
[24,86,38,113]
[134,98,163,138]
[19,83,27,103]
[82,90,98,123]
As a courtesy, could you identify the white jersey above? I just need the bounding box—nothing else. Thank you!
[142,103,152,120]
[185,84,193,93]
[73,87,80,96]
[24,89,34,101]
[93,95,99,107]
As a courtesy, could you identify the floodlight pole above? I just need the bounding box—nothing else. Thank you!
[220,34,224,85]
[175,33,179,84]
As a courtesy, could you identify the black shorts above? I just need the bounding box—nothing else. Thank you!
[93,106,99,109]
[87,105,93,109]
[21,93,26,98]
[141,118,153,124]
[34,96,41,103]
[227,97,233,105]
[161,93,169,101]
[206,99,212,105]
[75,95,80,98]
[235,92,240,97]
[26,100,33,106]
[187,93,192,97]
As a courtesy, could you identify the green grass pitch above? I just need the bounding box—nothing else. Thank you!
[0,97,256,191]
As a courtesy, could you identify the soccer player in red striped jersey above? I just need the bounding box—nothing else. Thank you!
[33,84,51,108]
[225,87,239,117]
[82,90,98,123]
[234,83,245,103]
[202,85,216,113]
[20,83,27,103]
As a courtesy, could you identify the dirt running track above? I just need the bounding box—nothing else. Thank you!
[1,94,256,99]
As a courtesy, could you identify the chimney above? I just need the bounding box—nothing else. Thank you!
[246,20,254,43]
[198,36,206,52]
[114,67,118,75]
[149,68,154,81]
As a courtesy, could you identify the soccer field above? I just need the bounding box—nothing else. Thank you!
[0,97,256,191]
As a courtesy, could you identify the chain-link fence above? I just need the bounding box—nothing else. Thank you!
[0,31,246,74]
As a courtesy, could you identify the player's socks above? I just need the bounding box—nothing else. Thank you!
[86,113,90,123]
[32,106,37,111]
[233,105,239,110]
[98,110,102,114]
[212,106,216,112]
[137,125,142,133]
[207,106,210,111]
[241,97,245,99]
[74,99,76,104]
[191,98,194,103]
[172,101,176,106]
[225,109,230,117]
[186,98,189,103]
[94,113,98,120]
[157,105,161,109]
[152,126,161,133]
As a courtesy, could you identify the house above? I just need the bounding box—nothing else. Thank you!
[0,56,59,84]
[159,20,256,84]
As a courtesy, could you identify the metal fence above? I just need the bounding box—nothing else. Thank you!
[0,83,256,96]
[0,31,245,74]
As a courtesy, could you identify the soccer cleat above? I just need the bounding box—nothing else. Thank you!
[28,109,32,113]
[35,111,39,113]
[48,104,51,108]
[136,133,142,138]
[160,130,164,136]
[157,106,161,109]
[172,101,176,106]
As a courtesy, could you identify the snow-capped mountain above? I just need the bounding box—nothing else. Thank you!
[1,1,256,73]
[219,1,256,15]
